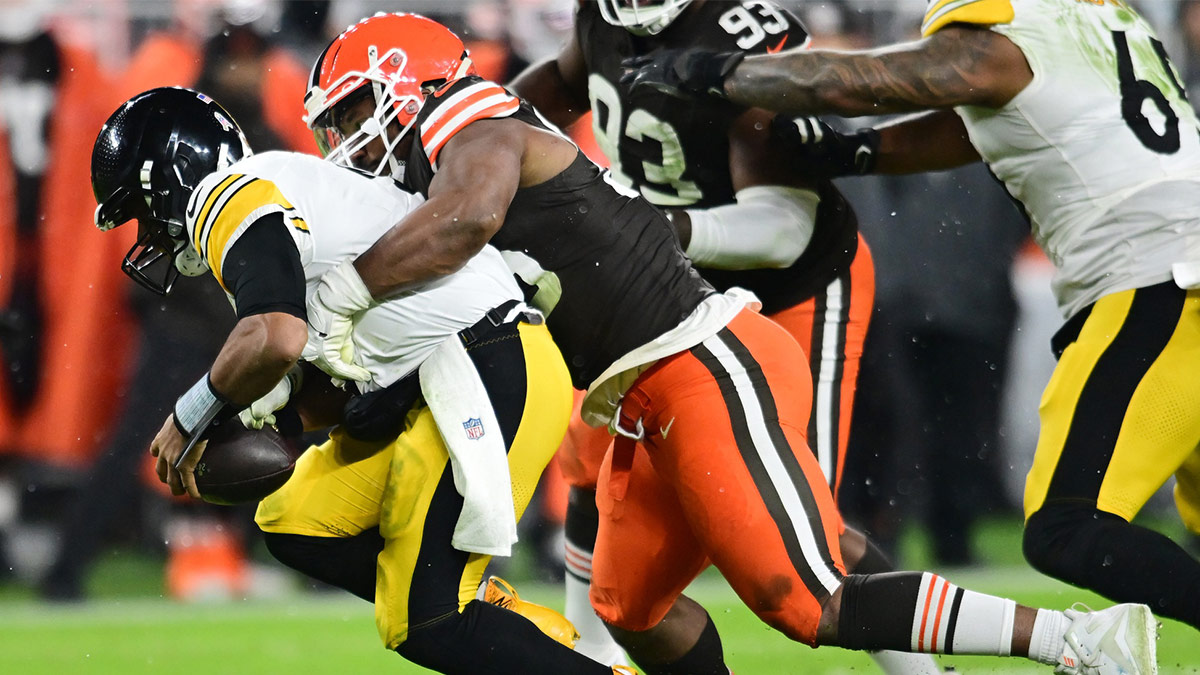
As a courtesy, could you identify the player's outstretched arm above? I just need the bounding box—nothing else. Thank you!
[871,109,982,174]
[772,109,982,177]
[625,26,1031,117]
[354,120,525,298]
[670,106,823,271]
[510,29,591,130]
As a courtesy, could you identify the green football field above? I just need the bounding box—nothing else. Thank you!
[3,519,1198,673]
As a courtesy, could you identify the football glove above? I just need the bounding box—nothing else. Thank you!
[770,115,881,178]
[239,365,303,430]
[305,259,373,383]
[620,48,744,99]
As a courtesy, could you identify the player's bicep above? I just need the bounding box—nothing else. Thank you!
[556,29,591,104]
[891,26,1032,108]
[221,213,307,321]
[430,120,523,221]
[728,107,817,191]
[511,31,590,127]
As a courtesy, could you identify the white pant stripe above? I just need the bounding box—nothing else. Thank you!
[703,334,842,595]
[815,274,846,483]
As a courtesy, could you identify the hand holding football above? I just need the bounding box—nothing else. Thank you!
[194,421,300,505]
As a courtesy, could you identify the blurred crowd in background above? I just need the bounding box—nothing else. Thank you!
[1,0,1199,603]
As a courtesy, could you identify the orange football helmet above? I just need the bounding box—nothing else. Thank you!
[304,12,475,177]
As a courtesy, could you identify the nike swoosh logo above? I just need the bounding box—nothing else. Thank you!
[767,35,789,54]
[660,417,675,439]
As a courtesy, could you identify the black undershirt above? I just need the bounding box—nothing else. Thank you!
[221,212,307,320]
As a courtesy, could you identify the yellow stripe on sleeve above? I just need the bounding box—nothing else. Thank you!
[200,178,297,289]
[922,0,1014,37]
[192,174,243,253]
[286,212,309,233]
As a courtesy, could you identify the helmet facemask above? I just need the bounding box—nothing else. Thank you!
[307,46,423,180]
[95,179,206,296]
[597,0,694,35]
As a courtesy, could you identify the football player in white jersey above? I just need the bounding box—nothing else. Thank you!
[624,0,1200,635]
[89,87,631,675]
[300,10,1163,675]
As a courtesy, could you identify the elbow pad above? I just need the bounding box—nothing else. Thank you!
[683,185,819,270]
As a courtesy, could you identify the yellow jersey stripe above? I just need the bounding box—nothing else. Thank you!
[286,211,309,233]
[192,174,244,255]
[202,179,296,288]
[922,0,1014,37]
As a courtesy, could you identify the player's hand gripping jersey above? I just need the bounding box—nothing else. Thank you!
[186,151,525,391]
[401,75,716,390]
[575,0,859,313]
[925,0,1200,317]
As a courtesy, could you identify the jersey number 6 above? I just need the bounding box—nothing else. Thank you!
[1112,30,1196,155]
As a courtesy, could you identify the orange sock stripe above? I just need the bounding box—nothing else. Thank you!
[917,574,939,652]
[930,579,951,652]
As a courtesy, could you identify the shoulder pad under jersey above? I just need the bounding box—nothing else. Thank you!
[922,0,1015,37]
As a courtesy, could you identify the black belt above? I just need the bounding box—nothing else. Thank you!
[458,300,543,347]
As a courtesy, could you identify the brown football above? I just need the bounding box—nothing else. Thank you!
[194,421,300,505]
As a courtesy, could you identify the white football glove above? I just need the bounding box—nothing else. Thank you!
[238,366,303,430]
[305,259,374,383]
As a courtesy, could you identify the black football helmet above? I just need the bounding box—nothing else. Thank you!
[91,87,250,295]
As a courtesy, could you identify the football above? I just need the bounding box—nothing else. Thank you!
[194,421,300,505]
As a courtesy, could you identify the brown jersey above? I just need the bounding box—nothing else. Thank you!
[403,76,714,388]
[575,0,859,313]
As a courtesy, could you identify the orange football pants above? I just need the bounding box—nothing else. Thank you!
[559,236,874,498]
[588,309,846,645]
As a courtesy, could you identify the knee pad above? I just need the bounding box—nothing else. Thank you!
[1023,503,1121,579]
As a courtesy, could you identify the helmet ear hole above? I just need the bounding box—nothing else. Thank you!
[420,79,446,95]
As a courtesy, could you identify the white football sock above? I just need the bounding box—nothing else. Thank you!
[910,573,1016,656]
[1026,608,1069,665]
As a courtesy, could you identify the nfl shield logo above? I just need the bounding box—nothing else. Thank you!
[463,417,485,440]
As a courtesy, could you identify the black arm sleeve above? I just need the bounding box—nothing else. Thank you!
[221,212,307,320]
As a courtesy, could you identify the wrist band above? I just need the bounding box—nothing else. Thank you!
[173,373,231,438]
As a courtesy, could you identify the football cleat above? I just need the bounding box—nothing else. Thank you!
[484,576,581,649]
[1055,603,1158,675]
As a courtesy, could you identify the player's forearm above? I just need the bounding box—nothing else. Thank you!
[871,110,982,174]
[680,186,819,269]
[725,30,1008,117]
[355,197,499,298]
[209,313,307,406]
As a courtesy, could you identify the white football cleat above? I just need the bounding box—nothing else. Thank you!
[1055,603,1158,675]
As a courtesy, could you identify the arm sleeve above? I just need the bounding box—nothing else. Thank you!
[683,185,820,270]
[222,212,307,320]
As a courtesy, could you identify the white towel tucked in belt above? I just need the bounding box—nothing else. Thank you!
[420,334,518,556]
[1173,261,1200,289]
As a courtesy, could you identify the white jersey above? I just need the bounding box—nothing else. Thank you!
[923,0,1200,318]
[185,151,524,390]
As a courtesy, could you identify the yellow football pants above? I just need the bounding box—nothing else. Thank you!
[1025,284,1200,530]
[255,322,572,648]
